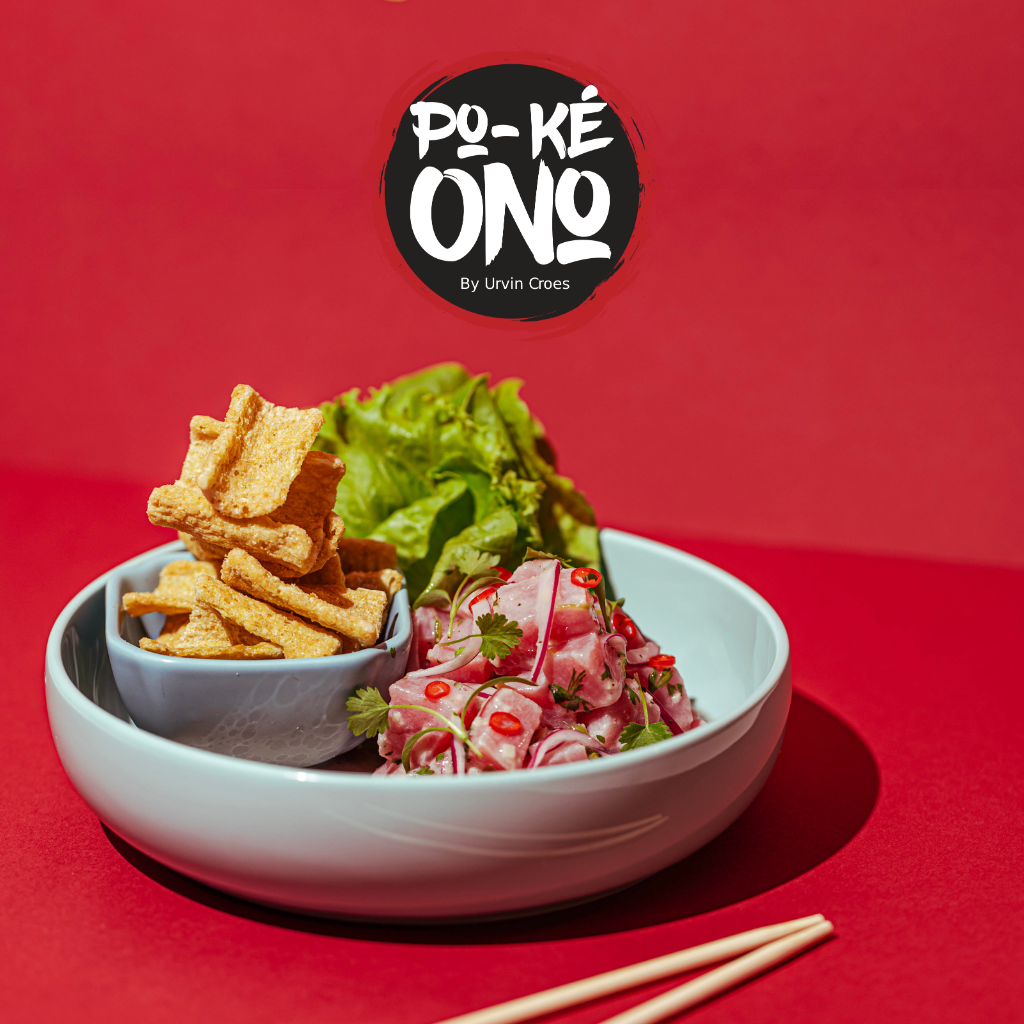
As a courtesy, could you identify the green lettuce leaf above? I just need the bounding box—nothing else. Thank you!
[423,508,519,596]
[315,364,599,601]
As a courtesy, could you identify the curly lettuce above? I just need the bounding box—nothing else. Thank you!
[314,364,598,600]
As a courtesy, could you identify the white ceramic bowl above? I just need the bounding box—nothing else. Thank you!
[104,542,411,768]
[45,529,791,921]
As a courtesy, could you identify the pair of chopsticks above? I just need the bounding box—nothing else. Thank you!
[433,914,833,1024]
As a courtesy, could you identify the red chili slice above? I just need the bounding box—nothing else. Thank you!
[570,567,602,589]
[492,566,512,582]
[424,680,451,700]
[469,587,496,607]
[649,654,676,670]
[489,711,523,735]
[614,612,639,641]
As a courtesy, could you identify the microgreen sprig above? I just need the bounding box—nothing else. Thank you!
[551,668,593,712]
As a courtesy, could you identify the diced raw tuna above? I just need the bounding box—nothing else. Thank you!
[536,741,589,767]
[507,560,548,581]
[579,685,662,751]
[626,639,661,666]
[381,559,688,775]
[414,607,495,684]
[649,668,695,733]
[536,702,579,739]
[377,676,478,769]
[492,558,601,678]
[491,571,543,676]
[423,609,477,663]
[469,687,542,770]
[550,571,602,642]
[544,632,625,712]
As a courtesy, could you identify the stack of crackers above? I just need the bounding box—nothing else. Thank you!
[123,384,402,660]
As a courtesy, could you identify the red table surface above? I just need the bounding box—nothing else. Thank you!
[2,464,1021,1023]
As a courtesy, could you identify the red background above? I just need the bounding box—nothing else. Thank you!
[2,1,1023,1022]
[1,0,1022,566]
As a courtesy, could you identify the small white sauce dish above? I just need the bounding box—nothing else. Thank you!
[46,530,791,921]
[104,542,412,767]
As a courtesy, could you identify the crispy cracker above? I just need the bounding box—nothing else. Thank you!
[196,574,341,658]
[196,385,323,519]
[140,636,282,659]
[176,597,266,649]
[178,531,230,562]
[122,559,220,616]
[179,415,224,487]
[272,450,345,534]
[158,612,191,647]
[258,510,342,579]
[309,512,345,573]
[149,483,317,573]
[297,553,344,587]
[222,549,385,648]
[336,536,398,573]
[140,598,282,659]
[297,584,389,647]
[344,569,404,601]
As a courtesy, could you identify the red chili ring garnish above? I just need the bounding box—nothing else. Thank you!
[489,711,523,736]
[424,680,451,700]
[614,614,639,641]
[491,566,512,582]
[469,587,497,607]
[649,654,676,670]
[570,567,603,589]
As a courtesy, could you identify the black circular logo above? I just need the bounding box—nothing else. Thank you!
[382,61,643,321]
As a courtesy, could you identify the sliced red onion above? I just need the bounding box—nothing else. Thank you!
[529,560,560,683]
[451,733,466,774]
[406,634,482,678]
[526,728,610,768]
[407,599,493,679]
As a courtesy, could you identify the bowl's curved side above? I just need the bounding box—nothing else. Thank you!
[45,533,793,920]
[47,637,790,918]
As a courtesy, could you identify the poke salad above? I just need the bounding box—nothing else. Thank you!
[349,552,701,775]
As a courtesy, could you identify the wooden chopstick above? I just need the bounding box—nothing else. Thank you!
[597,919,835,1024]
[430,914,826,1024]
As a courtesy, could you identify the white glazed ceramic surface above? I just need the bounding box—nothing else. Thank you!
[45,530,791,921]
[103,542,412,768]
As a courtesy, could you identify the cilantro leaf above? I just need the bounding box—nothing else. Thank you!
[475,612,524,660]
[345,686,391,738]
[619,721,673,751]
